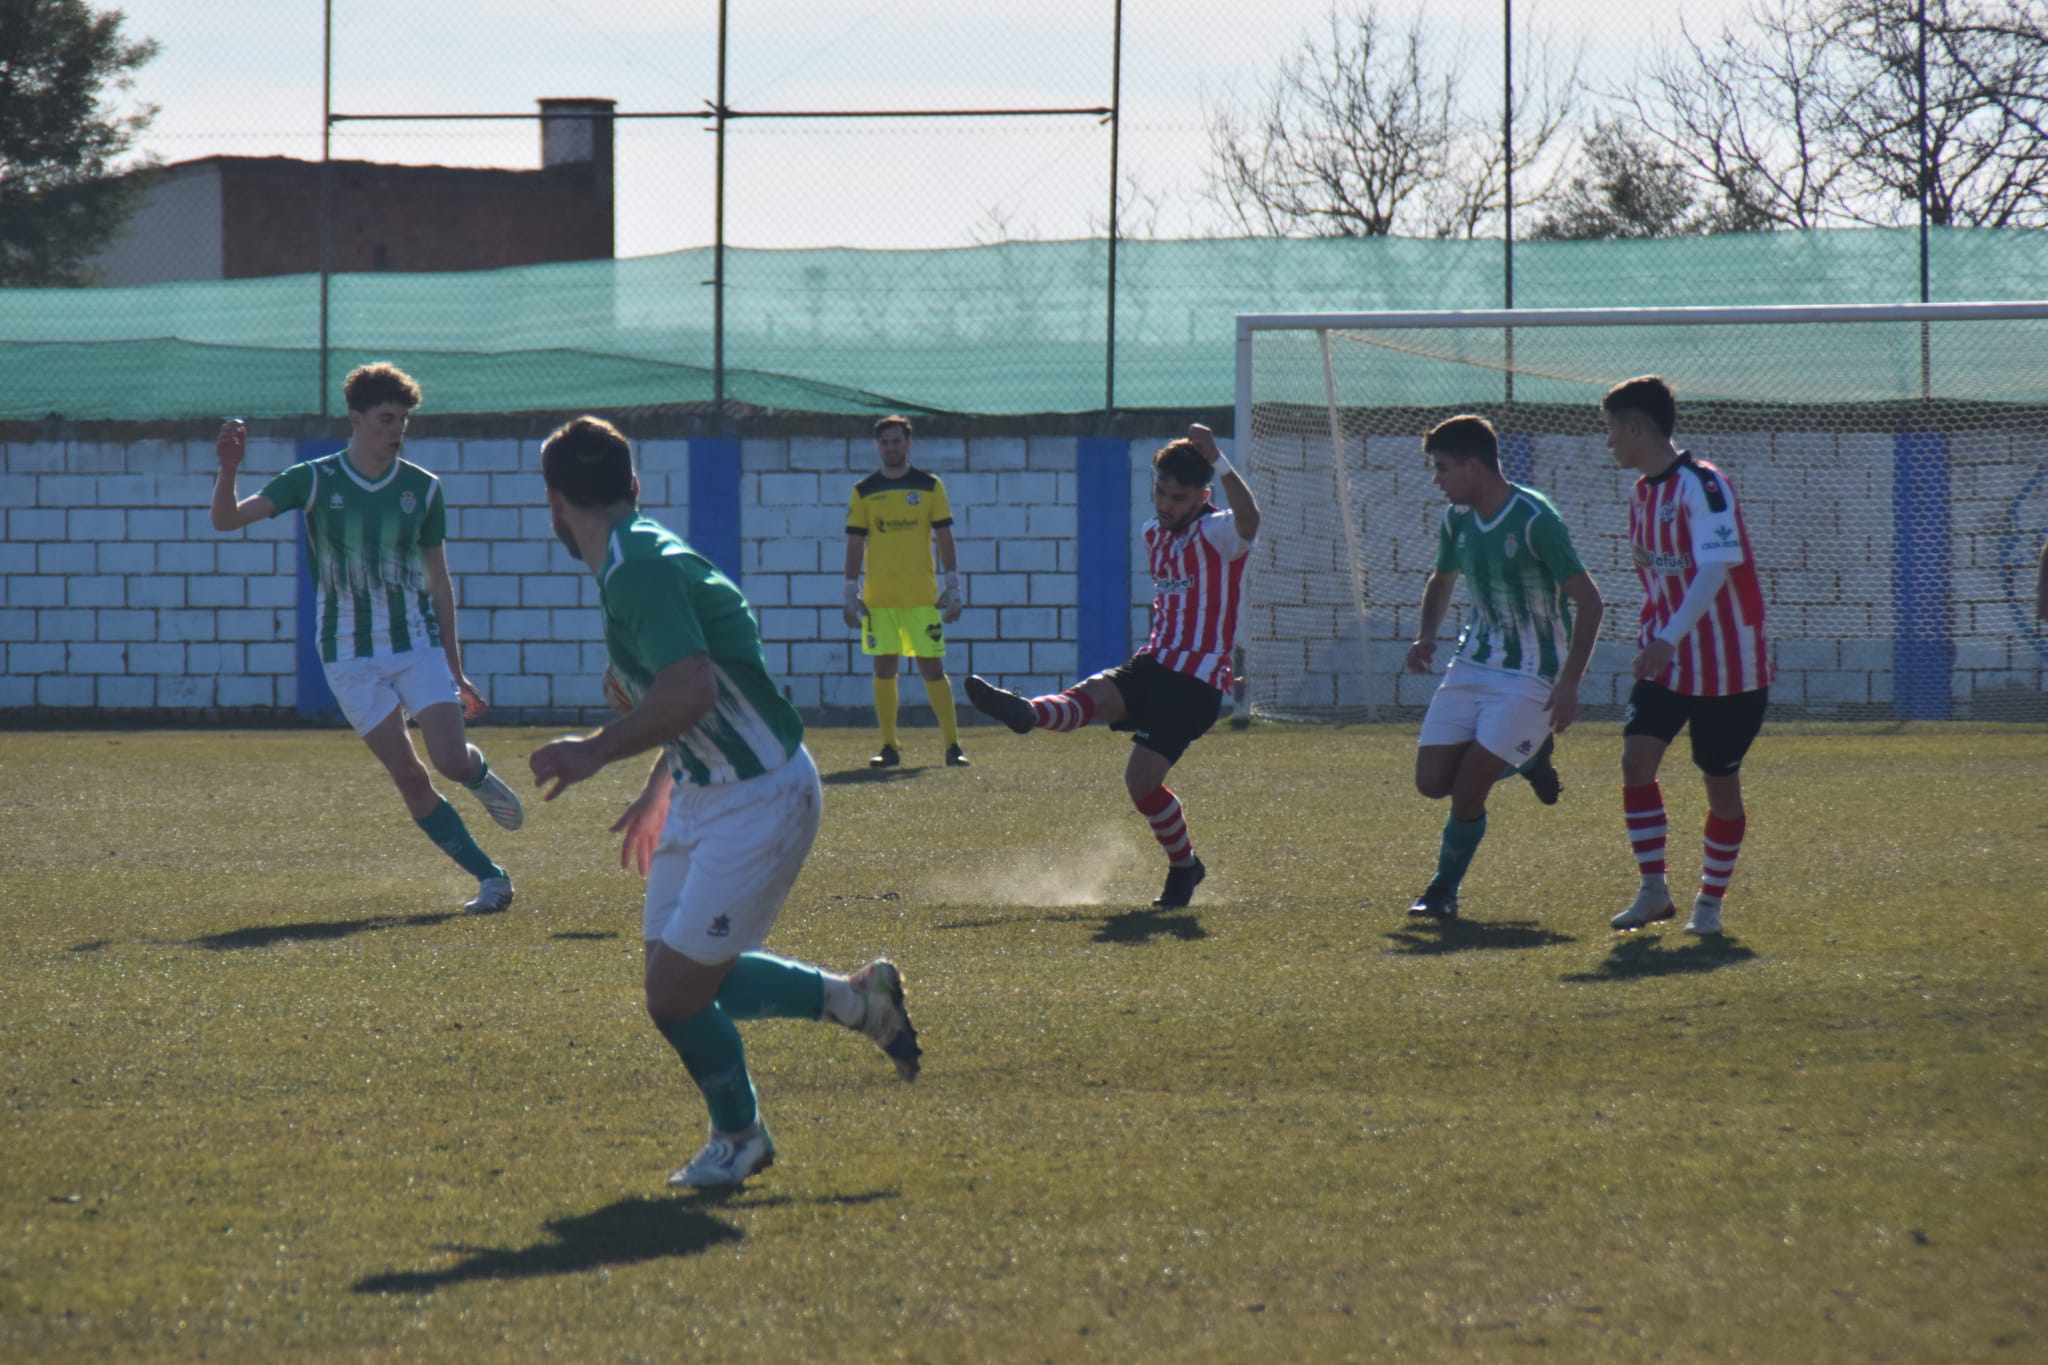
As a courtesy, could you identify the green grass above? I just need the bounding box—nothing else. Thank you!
[2,721,2044,1362]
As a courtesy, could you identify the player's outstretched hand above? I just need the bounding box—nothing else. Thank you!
[1545,675,1582,733]
[530,733,606,801]
[1405,639,1437,673]
[1631,638,1676,681]
[457,677,489,721]
[610,777,671,877]
[216,419,247,471]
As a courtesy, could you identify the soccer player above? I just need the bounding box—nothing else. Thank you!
[1601,376,1773,937]
[964,424,1257,909]
[528,416,921,1190]
[842,415,967,768]
[209,363,522,913]
[1403,416,1603,920]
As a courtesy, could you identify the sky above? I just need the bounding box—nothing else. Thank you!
[108,0,1762,258]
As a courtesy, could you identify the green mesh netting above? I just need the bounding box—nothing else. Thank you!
[2,229,2042,420]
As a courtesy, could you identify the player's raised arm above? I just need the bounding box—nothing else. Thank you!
[209,420,274,531]
[1187,422,1258,543]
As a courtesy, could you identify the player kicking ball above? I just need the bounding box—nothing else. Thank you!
[1601,377,1773,937]
[965,424,1257,909]
[1404,416,1603,920]
[527,417,920,1191]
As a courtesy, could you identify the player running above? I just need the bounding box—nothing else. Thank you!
[1602,376,1773,936]
[965,424,1257,909]
[209,363,522,913]
[1404,416,1603,921]
[528,416,920,1191]
[842,415,967,768]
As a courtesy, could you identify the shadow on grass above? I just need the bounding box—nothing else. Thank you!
[933,907,1208,944]
[819,765,928,786]
[1384,918,1577,955]
[1563,933,1758,982]
[550,930,619,942]
[1093,907,1208,943]
[69,939,112,953]
[353,1197,741,1294]
[187,905,505,951]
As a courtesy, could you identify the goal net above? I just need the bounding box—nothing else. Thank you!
[1233,303,2048,723]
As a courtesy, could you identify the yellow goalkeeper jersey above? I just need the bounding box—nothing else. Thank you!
[846,467,953,608]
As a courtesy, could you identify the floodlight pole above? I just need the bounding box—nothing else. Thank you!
[713,0,729,429]
[319,0,333,419]
[1104,0,1123,425]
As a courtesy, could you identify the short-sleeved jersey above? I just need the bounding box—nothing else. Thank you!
[846,467,953,609]
[1139,505,1253,690]
[596,511,804,787]
[1434,484,1588,683]
[1630,452,1773,696]
[260,452,446,663]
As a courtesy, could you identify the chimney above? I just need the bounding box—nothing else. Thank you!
[539,97,616,256]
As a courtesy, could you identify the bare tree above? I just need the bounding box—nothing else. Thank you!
[1628,0,2048,230]
[1202,2,1580,239]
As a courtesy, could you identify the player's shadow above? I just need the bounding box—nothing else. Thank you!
[1384,918,1576,955]
[352,1197,742,1295]
[819,765,928,786]
[1093,907,1208,944]
[1563,933,1757,982]
[186,908,494,951]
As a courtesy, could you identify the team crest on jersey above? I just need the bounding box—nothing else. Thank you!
[329,493,344,509]
[1658,500,1679,523]
[905,492,921,505]
[1503,534,1518,559]
[400,491,416,514]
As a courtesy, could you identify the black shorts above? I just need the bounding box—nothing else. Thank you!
[1101,654,1223,765]
[1623,680,1769,777]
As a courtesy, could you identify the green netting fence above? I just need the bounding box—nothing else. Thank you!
[3,229,2045,421]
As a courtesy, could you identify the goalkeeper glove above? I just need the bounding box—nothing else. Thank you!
[937,571,963,623]
[842,579,865,630]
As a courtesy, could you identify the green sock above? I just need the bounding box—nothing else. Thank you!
[717,952,827,1022]
[415,798,503,881]
[657,1007,759,1133]
[1433,812,1488,892]
[874,677,899,748]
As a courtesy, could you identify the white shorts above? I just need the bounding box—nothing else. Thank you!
[642,746,822,963]
[322,650,459,736]
[1417,659,1555,762]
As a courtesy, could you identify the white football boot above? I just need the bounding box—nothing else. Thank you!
[1683,896,1725,936]
[668,1122,776,1189]
[1611,881,1677,931]
[464,876,514,913]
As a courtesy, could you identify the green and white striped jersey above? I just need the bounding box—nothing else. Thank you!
[1435,485,1588,683]
[596,511,804,786]
[261,452,446,663]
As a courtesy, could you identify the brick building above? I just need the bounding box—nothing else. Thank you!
[86,99,615,286]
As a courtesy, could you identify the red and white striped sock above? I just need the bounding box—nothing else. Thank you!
[1624,782,1667,878]
[1133,786,1195,866]
[1698,812,1747,908]
[1030,688,1096,732]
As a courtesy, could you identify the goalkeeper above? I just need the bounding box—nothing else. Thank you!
[842,415,967,768]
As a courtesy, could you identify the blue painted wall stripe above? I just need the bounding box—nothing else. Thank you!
[687,437,743,583]
[1076,437,1131,679]
[1501,430,1534,485]
[292,438,340,721]
[1891,431,1952,719]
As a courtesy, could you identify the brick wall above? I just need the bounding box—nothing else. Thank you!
[4,426,2043,724]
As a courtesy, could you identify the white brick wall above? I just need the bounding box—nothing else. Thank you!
[7,426,2043,721]
[1240,427,2048,719]
[0,431,1156,722]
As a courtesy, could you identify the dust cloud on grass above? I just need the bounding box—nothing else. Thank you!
[918,829,1143,906]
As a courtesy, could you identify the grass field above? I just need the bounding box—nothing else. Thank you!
[2,721,2044,1362]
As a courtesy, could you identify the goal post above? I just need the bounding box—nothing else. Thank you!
[1231,301,2048,724]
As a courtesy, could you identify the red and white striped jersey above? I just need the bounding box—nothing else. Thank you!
[1139,506,1252,689]
[1630,453,1773,696]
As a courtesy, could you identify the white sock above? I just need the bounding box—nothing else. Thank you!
[819,972,861,1027]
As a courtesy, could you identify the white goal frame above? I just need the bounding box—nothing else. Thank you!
[1232,300,2048,723]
